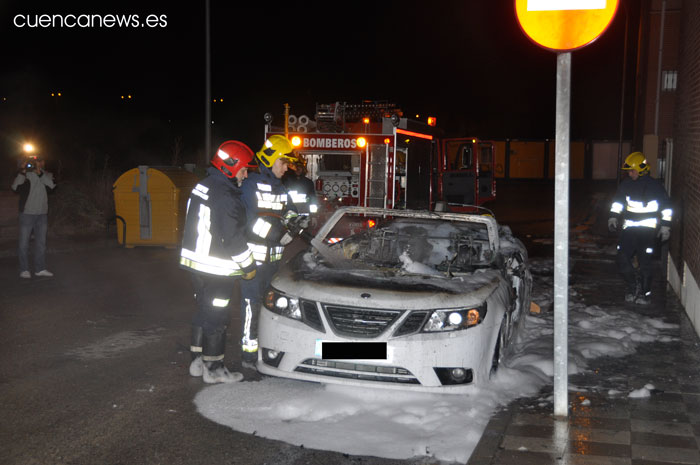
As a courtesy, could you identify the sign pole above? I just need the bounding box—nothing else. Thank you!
[515,0,619,421]
[204,0,211,162]
[553,51,571,418]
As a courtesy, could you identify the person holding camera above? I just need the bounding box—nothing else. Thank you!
[11,156,57,279]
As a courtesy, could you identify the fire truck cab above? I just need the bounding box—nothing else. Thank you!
[264,102,495,215]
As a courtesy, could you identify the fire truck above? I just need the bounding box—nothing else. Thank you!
[264,101,496,215]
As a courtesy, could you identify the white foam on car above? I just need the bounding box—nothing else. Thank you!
[194,257,679,463]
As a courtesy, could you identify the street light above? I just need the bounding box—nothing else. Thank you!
[23,143,35,153]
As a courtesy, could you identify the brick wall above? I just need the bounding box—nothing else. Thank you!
[671,0,700,281]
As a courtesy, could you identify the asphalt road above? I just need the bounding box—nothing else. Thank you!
[1,240,433,465]
[0,179,617,465]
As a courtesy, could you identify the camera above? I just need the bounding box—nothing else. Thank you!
[23,157,41,172]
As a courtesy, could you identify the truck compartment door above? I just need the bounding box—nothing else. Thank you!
[404,139,433,210]
[443,171,476,205]
[365,144,388,208]
[477,142,495,201]
[442,141,476,205]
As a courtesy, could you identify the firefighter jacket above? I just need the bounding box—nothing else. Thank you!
[283,171,318,214]
[179,167,256,277]
[610,175,672,230]
[241,165,297,264]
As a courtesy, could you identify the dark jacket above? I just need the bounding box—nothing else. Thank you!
[179,167,255,277]
[241,164,297,263]
[282,171,318,214]
[610,175,672,229]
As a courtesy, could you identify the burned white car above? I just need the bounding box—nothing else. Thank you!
[256,207,531,393]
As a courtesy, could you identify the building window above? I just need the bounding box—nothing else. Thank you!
[662,70,677,91]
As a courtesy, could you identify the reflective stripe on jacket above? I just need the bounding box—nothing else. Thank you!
[179,167,255,277]
[241,167,296,264]
[283,172,318,214]
[609,175,672,230]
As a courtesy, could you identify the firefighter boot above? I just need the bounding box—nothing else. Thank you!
[624,281,637,303]
[189,325,204,377]
[203,361,244,384]
[635,275,653,305]
[241,350,258,371]
[202,327,243,384]
[623,276,637,303]
[617,253,637,303]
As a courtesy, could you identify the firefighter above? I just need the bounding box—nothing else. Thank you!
[608,152,672,305]
[282,155,318,216]
[239,135,305,367]
[179,140,258,383]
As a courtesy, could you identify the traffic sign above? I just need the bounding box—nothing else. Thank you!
[515,0,619,52]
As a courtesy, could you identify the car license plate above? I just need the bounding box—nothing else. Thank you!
[318,341,387,360]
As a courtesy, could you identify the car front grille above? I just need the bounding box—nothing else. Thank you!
[322,305,402,338]
[295,359,420,384]
[301,300,324,332]
[393,311,429,336]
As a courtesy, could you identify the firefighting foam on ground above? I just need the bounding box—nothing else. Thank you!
[194,253,679,463]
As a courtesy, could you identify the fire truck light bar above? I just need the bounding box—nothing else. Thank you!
[396,129,433,140]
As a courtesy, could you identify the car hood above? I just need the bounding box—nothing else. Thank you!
[272,252,502,310]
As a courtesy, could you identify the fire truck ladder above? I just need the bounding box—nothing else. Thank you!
[315,102,344,133]
[365,144,388,208]
[315,101,403,132]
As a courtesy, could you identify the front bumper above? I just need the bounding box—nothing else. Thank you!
[256,305,496,394]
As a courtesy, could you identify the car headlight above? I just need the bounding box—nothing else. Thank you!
[422,304,487,332]
[264,288,302,321]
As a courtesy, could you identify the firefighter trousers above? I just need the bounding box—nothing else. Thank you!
[189,273,238,362]
[239,261,280,361]
[616,227,657,296]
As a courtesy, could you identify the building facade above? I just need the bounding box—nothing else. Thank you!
[662,0,700,334]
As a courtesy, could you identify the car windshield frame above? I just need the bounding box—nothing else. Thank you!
[312,207,500,273]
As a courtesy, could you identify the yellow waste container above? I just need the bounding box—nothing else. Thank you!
[113,166,199,248]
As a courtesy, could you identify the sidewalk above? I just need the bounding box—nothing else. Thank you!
[467,255,700,464]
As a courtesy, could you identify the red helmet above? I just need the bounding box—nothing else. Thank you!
[211,140,257,178]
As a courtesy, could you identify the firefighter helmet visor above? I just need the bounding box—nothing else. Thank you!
[256,135,298,168]
[622,151,650,175]
[211,140,257,179]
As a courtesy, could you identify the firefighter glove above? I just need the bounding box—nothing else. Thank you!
[608,217,618,232]
[282,210,298,223]
[283,213,307,237]
[280,232,294,246]
[241,269,257,280]
[658,225,670,242]
[297,214,310,229]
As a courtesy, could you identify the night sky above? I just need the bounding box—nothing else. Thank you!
[0,1,637,174]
